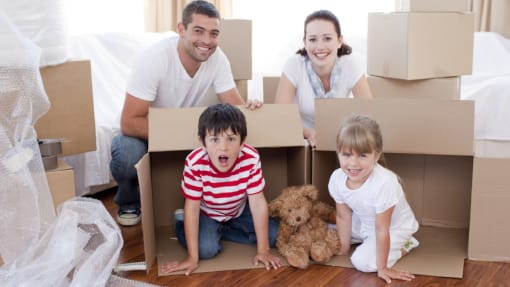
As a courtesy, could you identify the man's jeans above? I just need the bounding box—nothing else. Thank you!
[175,206,279,259]
[109,134,147,210]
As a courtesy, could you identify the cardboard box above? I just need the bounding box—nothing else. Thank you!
[36,60,96,156]
[312,98,474,278]
[136,104,309,275]
[367,76,461,100]
[396,0,471,12]
[469,157,510,261]
[201,79,249,106]
[46,159,75,209]
[220,19,252,80]
[263,76,280,103]
[367,12,474,80]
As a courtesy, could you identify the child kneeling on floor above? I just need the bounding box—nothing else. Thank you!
[162,103,281,275]
[329,115,419,283]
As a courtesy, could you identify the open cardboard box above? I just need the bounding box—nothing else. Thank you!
[312,98,474,278]
[136,104,311,275]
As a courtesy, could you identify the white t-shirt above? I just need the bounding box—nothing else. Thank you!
[328,164,419,238]
[126,35,236,108]
[282,53,364,129]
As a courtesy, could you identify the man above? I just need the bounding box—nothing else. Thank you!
[110,0,260,226]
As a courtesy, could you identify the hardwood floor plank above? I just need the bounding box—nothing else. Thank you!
[91,189,510,287]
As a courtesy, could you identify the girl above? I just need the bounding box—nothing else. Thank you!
[275,10,372,147]
[328,115,419,283]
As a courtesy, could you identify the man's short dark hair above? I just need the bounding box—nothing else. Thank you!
[182,0,220,28]
[198,103,247,144]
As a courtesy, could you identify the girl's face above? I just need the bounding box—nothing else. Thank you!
[337,148,380,189]
[304,19,343,68]
[203,128,242,173]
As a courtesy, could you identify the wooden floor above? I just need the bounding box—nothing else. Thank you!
[92,189,510,287]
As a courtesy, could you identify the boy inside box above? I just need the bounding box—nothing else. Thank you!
[162,103,281,275]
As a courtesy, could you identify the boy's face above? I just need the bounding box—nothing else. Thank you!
[202,128,243,173]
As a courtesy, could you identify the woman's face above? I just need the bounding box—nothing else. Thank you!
[304,19,342,68]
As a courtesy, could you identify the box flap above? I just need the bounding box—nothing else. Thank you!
[135,154,156,273]
[315,98,474,155]
[36,60,96,156]
[148,104,304,152]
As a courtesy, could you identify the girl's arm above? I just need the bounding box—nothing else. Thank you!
[336,203,352,255]
[375,206,415,283]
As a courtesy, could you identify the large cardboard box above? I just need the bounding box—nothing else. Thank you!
[367,76,461,100]
[36,60,96,156]
[367,12,474,80]
[312,98,474,278]
[469,157,510,261]
[46,159,76,209]
[396,0,471,12]
[136,104,309,275]
[220,19,252,80]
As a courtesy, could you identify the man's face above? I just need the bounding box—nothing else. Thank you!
[179,13,220,63]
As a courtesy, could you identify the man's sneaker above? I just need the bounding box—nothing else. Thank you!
[117,208,141,226]
[403,236,419,254]
[174,209,184,223]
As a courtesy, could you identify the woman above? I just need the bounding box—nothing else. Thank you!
[275,10,372,147]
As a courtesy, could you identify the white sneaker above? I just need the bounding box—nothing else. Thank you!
[403,236,419,253]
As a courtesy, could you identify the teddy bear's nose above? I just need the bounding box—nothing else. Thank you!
[296,216,301,222]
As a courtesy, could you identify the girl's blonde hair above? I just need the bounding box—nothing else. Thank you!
[336,115,387,166]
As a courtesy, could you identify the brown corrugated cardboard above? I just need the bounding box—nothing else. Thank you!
[314,98,474,155]
[136,104,308,275]
[220,19,252,80]
[46,159,75,209]
[367,12,474,80]
[312,98,474,278]
[396,0,471,12]
[469,157,510,261]
[36,60,96,156]
[367,76,461,100]
[263,76,280,103]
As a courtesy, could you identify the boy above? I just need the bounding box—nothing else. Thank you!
[162,103,281,275]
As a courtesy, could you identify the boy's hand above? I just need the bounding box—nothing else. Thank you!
[161,257,199,276]
[253,252,281,270]
[377,267,415,284]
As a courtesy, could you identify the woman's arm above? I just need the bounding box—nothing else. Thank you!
[352,75,373,99]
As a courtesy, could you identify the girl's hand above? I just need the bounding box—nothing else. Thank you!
[377,267,415,284]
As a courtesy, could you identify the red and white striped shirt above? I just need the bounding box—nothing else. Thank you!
[181,144,265,222]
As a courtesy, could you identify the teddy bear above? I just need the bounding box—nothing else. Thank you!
[269,185,340,269]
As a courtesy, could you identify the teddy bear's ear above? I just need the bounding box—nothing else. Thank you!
[301,185,318,200]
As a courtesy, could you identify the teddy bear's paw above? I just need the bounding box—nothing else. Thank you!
[286,250,310,269]
[310,242,333,263]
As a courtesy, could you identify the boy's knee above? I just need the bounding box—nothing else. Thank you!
[268,218,279,247]
[199,244,221,259]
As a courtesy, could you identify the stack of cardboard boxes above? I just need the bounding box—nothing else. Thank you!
[35,60,96,209]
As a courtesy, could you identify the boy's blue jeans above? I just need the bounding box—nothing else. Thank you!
[175,206,279,259]
[109,134,148,210]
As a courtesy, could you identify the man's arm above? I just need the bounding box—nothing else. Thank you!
[120,93,151,139]
[218,87,262,110]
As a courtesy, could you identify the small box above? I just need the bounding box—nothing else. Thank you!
[367,12,474,80]
[220,19,252,80]
[46,159,75,208]
[367,76,461,100]
[396,0,471,12]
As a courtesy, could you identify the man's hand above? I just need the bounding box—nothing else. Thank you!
[245,99,263,110]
